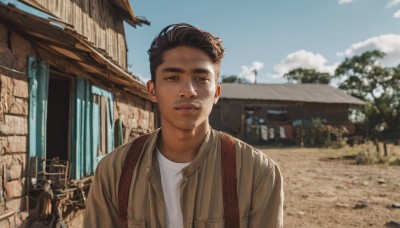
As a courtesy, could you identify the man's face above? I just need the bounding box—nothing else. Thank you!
[147,46,220,131]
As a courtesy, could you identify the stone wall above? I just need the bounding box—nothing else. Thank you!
[114,91,157,143]
[0,22,31,227]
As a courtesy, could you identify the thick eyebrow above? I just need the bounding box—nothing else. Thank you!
[160,67,213,75]
[161,67,185,73]
[191,68,213,74]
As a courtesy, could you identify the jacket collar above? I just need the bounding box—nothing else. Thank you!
[143,128,218,177]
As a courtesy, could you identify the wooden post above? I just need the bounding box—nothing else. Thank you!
[240,114,245,140]
[383,142,388,157]
[373,138,380,157]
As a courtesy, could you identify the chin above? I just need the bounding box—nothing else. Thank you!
[174,120,208,131]
[176,122,199,130]
[161,114,209,131]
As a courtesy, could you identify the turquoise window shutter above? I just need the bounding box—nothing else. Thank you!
[92,85,114,158]
[28,56,49,171]
[73,78,93,179]
[84,82,92,177]
[92,102,100,169]
[72,82,114,179]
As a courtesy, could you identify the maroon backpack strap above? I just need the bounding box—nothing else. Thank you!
[219,131,240,228]
[118,134,150,228]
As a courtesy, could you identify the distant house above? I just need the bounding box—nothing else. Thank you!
[210,83,364,144]
[0,0,155,226]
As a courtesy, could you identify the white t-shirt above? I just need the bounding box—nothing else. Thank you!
[157,148,190,228]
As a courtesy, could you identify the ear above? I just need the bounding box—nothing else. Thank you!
[147,80,158,103]
[213,83,221,104]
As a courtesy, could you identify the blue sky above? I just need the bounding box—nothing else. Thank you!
[125,0,400,84]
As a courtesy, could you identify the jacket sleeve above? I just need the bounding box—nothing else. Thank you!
[249,160,284,228]
[83,158,122,228]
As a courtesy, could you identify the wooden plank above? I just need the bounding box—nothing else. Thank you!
[82,0,89,40]
[76,2,81,35]
[101,0,106,52]
[116,10,126,67]
[70,1,75,32]
[92,0,98,49]
[87,0,94,43]
[118,23,126,68]
[56,0,61,20]
[77,62,106,75]
[94,0,99,48]
[35,0,127,67]
[66,0,71,25]
[46,44,84,61]
[36,47,118,95]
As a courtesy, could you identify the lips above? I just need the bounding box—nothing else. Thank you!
[174,103,200,111]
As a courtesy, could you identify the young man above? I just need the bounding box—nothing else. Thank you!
[84,23,283,228]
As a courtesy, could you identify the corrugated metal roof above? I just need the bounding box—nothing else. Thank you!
[219,83,365,105]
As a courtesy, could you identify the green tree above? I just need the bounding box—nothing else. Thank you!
[221,75,248,83]
[284,68,331,84]
[334,50,400,133]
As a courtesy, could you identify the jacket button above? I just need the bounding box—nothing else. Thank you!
[183,170,190,175]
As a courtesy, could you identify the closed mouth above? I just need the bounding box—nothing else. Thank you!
[174,103,200,110]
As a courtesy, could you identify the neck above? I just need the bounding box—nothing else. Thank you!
[158,123,210,163]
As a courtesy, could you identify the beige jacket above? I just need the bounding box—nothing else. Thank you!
[84,129,284,228]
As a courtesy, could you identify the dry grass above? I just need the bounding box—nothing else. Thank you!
[318,142,400,166]
[263,146,400,227]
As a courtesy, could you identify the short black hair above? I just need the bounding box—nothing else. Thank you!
[148,23,225,82]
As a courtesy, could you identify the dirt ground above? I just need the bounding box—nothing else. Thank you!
[262,146,400,228]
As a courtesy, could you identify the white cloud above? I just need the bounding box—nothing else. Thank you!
[252,61,264,71]
[338,0,354,5]
[338,34,400,66]
[273,49,336,77]
[239,61,264,83]
[387,0,400,8]
[394,9,400,18]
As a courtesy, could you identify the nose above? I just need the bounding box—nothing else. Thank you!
[179,79,197,98]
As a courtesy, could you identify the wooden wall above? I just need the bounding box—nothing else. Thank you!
[211,99,353,137]
[36,0,128,68]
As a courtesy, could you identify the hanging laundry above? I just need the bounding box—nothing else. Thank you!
[261,125,268,141]
[280,127,286,139]
[283,125,293,140]
[269,127,275,139]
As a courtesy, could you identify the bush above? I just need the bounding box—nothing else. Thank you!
[354,141,400,166]
[295,118,348,148]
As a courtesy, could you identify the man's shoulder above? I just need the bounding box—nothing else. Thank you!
[99,130,158,167]
[96,131,157,173]
[95,140,134,173]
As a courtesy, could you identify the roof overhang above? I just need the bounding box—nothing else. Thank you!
[0,1,150,99]
[20,0,150,27]
[109,0,150,27]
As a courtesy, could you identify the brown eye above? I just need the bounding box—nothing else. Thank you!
[165,76,179,81]
[196,77,210,82]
